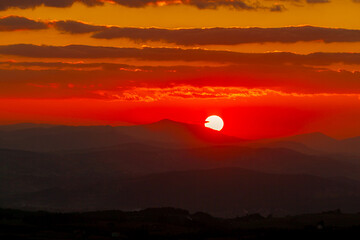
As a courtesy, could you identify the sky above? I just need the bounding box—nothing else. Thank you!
[1,0,360,139]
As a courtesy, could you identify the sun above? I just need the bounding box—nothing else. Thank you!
[204,115,224,131]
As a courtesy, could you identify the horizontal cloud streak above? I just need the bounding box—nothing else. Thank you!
[91,25,360,45]
[0,0,285,11]
[0,0,102,11]
[1,61,360,98]
[53,20,106,34]
[306,0,330,3]
[94,86,282,102]
[1,44,360,66]
[112,0,255,9]
[0,16,48,31]
[7,17,360,45]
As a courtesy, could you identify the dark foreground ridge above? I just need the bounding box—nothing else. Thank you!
[1,208,360,240]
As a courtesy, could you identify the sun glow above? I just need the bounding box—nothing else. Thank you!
[204,115,224,131]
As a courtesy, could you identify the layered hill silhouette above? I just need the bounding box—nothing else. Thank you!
[263,132,360,157]
[1,120,360,216]
[2,168,360,217]
[0,119,241,152]
[2,143,360,180]
[1,120,360,156]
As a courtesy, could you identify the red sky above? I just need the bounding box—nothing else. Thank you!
[1,0,360,139]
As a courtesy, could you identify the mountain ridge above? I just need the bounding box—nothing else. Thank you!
[2,167,360,216]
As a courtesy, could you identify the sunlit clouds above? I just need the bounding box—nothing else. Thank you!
[1,0,360,138]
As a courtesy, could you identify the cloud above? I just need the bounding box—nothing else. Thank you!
[0,0,342,11]
[99,0,284,11]
[111,0,255,9]
[93,86,277,102]
[9,16,360,45]
[0,16,48,31]
[1,44,360,66]
[93,86,360,102]
[270,4,286,11]
[0,0,286,11]
[0,0,102,11]
[52,20,106,34]
[275,0,330,3]
[306,0,330,3]
[91,25,360,45]
[1,61,360,99]
[0,61,142,71]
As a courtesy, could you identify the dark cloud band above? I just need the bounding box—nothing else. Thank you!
[0,0,102,11]
[0,0,285,11]
[0,44,360,66]
[90,26,360,45]
[53,20,106,34]
[5,17,360,45]
[0,16,48,31]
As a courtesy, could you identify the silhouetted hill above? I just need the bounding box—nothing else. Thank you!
[2,122,360,156]
[341,136,360,156]
[0,123,56,131]
[52,144,360,181]
[266,132,360,157]
[2,122,360,217]
[140,119,241,144]
[2,168,360,217]
[2,142,360,180]
[0,120,243,151]
[249,139,321,155]
[0,125,135,151]
[2,207,360,239]
[116,168,360,216]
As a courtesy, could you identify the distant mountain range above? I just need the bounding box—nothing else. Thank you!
[1,120,360,156]
[0,120,242,152]
[257,132,360,157]
[1,120,360,216]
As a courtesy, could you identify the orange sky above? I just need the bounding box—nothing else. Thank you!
[1,0,360,139]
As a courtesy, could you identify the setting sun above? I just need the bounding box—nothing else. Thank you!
[204,115,224,131]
